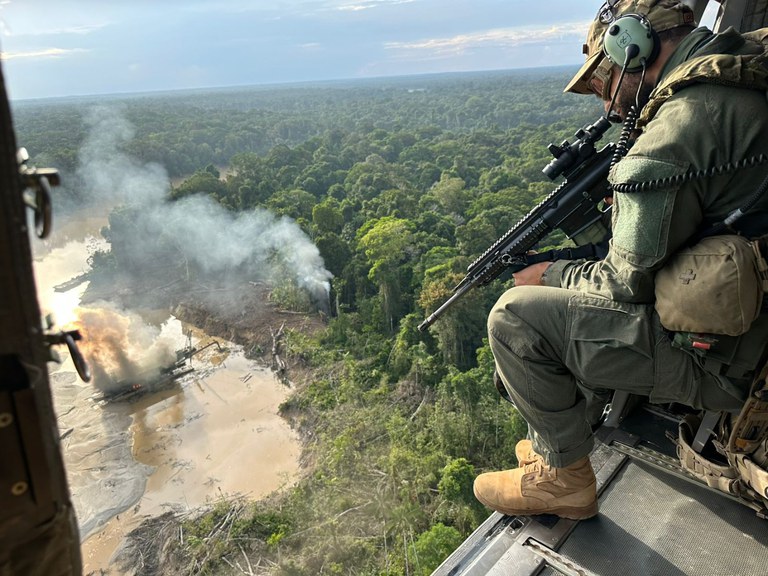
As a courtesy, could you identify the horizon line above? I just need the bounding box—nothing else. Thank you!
[10,63,579,104]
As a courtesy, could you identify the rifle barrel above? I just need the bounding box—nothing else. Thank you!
[418,281,474,331]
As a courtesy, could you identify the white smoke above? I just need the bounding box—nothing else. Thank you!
[78,105,170,207]
[76,105,332,305]
[143,195,332,304]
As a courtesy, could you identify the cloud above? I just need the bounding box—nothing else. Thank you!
[334,0,414,11]
[183,0,416,16]
[0,14,110,39]
[1,47,86,61]
[385,21,590,58]
[11,23,109,36]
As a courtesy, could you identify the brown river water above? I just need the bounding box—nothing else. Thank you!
[33,216,302,574]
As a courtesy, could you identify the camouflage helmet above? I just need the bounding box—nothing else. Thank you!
[565,0,697,94]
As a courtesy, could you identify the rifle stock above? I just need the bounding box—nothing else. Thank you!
[418,117,615,332]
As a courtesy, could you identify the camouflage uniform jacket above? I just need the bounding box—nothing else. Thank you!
[545,26,768,307]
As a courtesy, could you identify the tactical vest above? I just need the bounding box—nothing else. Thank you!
[639,27,768,128]
[639,28,768,517]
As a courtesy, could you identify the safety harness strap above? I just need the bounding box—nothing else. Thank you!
[677,414,741,494]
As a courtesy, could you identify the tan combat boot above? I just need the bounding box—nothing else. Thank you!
[515,439,542,467]
[473,456,598,520]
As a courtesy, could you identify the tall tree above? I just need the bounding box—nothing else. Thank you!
[357,216,415,332]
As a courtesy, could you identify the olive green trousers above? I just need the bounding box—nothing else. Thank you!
[488,286,745,468]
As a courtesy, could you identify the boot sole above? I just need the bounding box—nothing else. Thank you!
[484,500,599,520]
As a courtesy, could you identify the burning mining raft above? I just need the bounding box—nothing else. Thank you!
[46,267,227,407]
[95,333,226,404]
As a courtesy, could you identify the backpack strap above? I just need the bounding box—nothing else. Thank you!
[727,361,768,454]
[732,454,768,504]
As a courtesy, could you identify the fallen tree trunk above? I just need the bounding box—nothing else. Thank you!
[270,322,287,375]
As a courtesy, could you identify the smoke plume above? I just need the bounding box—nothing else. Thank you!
[77,106,170,208]
[76,105,332,308]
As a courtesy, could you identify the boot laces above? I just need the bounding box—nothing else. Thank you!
[522,459,547,475]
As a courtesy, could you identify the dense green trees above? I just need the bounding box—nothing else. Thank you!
[357,216,415,332]
[18,67,604,574]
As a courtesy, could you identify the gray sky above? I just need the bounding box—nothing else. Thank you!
[0,1,601,100]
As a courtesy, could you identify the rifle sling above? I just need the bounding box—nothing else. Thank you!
[524,242,608,266]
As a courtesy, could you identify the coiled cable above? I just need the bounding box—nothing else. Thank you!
[609,61,646,170]
[611,154,768,193]
[610,105,638,169]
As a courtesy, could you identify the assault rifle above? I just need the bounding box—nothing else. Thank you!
[418,116,615,331]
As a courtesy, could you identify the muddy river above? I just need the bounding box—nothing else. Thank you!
[33,216,302,574]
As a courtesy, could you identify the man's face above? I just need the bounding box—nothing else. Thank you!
[596,66,654,121]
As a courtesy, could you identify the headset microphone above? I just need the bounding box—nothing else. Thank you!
[604,43,642,122]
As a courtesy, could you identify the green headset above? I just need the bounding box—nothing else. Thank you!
[602,13,660,72]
